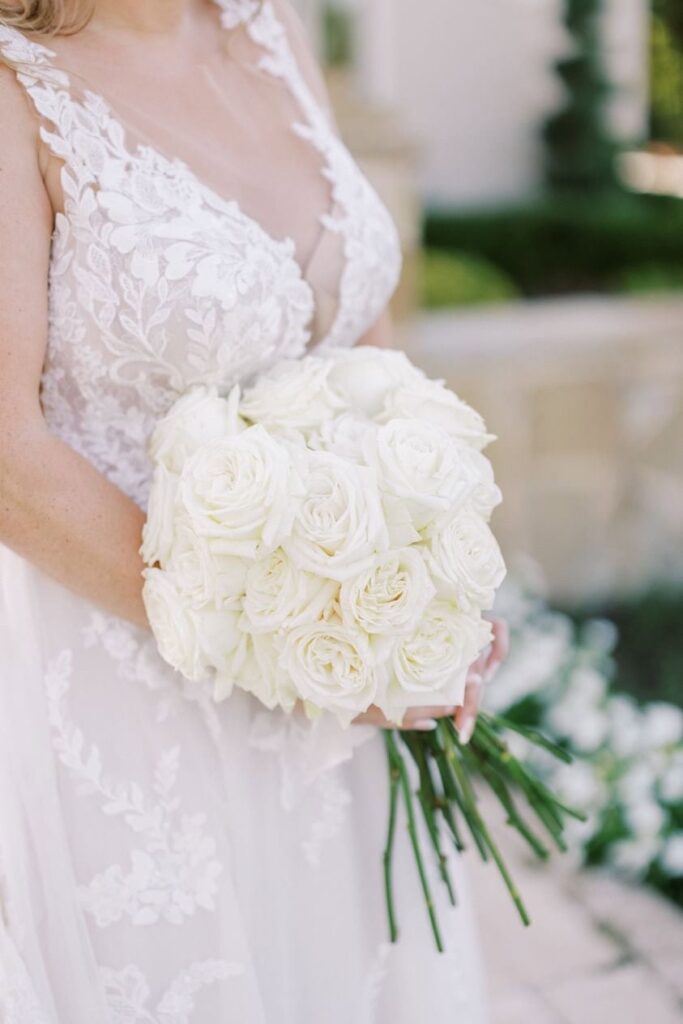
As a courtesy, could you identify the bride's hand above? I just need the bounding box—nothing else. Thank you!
[353,618,510,743]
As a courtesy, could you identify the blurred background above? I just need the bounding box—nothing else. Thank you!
[296,1,683,1020]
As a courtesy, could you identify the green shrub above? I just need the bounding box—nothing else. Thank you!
[542,0,620,193]
[423,195,683,296]
[564,586,683,710]
[420,250,519,309]
[650,11,683,145]
[618,263,683,294]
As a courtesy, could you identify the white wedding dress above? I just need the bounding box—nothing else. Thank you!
[0,3,488,1020]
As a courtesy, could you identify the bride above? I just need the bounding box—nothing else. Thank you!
[0,1,508,1020]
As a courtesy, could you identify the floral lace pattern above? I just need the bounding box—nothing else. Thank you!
[101,961,243,1024]
[0,939,52,1024]
[45,646,224,929]
[0,1,401,509]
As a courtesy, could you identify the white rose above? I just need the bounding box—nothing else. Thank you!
[196,606,249,698]
[340,547,436,636]
[166,519,248,609]
[241,547,337,634]
[424,509,506,611]
[179,425,301,558]
[284,450,389,583]
[231,632,298,712]
[387,600,491,711]
[150,385,243,473]
[378,379,495,451]
[363,419,479,533]
[239,355,345,434]
[456,446,502,521]
[323,345,426,418]
[308,413,376,464]
[142,568,207,681]
[281,616,380,721]
[140,464,179,567]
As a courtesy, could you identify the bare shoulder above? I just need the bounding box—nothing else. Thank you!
[0,61,44,174]
[0,59,53,364]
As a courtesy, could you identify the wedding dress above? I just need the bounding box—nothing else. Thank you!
[0,3,488,1020]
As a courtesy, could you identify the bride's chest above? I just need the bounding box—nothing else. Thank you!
[44,112,401,412]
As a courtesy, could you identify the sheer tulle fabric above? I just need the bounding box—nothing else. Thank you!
[27,0,348,345]
[0,3,488,1020]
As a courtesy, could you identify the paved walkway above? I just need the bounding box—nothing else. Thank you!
[471,833,683,1024]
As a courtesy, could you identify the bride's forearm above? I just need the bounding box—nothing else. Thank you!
[0,421,149,628]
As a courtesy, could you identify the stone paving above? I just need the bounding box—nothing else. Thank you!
[471,832,683,1023]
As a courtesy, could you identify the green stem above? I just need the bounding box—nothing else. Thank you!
[386,731,445,953]
[442,725,531,926]
[439,723,490,861]
[485,713,573,764]
[383,735,400,944]
[464,746,550,861]
[403,733,457,906]
[425,733,466,852]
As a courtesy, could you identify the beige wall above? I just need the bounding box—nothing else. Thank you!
[404,296,683,601]
[376,0,649,206]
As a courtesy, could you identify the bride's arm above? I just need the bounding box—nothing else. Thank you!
[0,69,148,629]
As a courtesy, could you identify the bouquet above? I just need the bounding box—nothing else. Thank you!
[142,346,582,950]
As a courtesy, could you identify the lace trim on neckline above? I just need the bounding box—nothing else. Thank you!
[0,3,361,351]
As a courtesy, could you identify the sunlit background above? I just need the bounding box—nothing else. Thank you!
[296,1,683,1019]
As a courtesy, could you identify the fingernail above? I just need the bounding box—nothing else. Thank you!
[412,719,438,732]
[459,716,475,745]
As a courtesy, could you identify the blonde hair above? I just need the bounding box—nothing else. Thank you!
[0,1,93,36]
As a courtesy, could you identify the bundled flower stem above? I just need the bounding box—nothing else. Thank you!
[383,712,585,952]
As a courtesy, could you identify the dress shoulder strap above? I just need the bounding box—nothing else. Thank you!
[0,23,68,88]
[0,22,130,205]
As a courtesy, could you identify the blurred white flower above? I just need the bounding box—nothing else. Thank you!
[570,666,609,705]
[660,751,683,804]
[546,696,608,753]
[554,760,604,809]
[580,618,618,657]
[607,695,644,758]
[623,799,666,838]
[640,702,683,750]
[659,833,683,877]
[609,836,659,878]
[617,762,657,805]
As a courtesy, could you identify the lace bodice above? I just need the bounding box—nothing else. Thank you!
[0,0,402,506]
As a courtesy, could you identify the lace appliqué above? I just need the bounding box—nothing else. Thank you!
[0,6,401,510]
[249,707,374,864]
[0,933,51,1024]
[44,649,224,928]
[101,960,243,1024]
[242,3,403,351]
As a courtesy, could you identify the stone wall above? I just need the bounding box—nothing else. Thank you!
[375,0,649,206]
[403,296,683,602]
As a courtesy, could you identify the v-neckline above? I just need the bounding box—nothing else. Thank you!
[28,0,345,349]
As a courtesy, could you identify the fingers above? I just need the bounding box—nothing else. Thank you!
[401,705,458,732]
[353,704,458,731]
[404,705,459,721]
[455,680,481,745]
[467,651,487,681]
[483,617,510,682]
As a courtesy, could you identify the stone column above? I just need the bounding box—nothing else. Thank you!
[356,0,399,107]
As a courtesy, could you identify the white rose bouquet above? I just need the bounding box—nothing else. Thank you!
[142,347,582,950]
